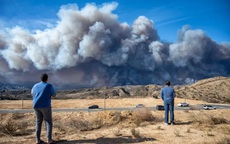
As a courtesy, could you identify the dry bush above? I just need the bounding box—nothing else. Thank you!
[112,128,122,136]
[130,128,140,138]
[209,116,228,125]
[99,111,122,126]
[186,128,191,133]
[0,119,17,136]
[133,107,153,122]
[0,119,29,136]
[216,137,230,144]
[55,111,122,132]
[68,115,103,131]
[217,126,230,135]
[199,116,229,126]
[156,126,164,130]
[206,132,214,137]
[12,113,25,120]
[174,129,181,137]
[190,112,228,127]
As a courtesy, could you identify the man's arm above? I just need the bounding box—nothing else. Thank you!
[50,85,56,97]
[160,89,164,100]
[173,89,176,98]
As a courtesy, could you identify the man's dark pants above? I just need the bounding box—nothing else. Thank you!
[164,100,174,124]
[34,107,52,142]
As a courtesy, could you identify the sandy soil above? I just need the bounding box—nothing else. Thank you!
[0,98,230,144]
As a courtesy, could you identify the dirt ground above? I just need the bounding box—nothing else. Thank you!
[1,98,230,144]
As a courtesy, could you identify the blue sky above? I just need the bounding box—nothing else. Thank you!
[0,0,229,43]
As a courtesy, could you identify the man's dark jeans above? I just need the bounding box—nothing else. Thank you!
[164,99,174,124]
[34,107,52,142]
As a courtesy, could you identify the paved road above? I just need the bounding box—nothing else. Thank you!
[1,104,230,114]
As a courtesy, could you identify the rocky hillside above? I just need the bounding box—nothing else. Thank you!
[56,76,230,104]
[175,76,230,103]
[1,76,230,104]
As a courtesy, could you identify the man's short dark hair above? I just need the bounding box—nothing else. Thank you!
[41,73,48,82]
[166,80,170,86]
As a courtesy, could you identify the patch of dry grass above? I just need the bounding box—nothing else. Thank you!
[133,107,153,121]
[216,137,230,144]
[130,128,140,138]
[0,114,29,137]
[55,111,123,132]
[112,128,122,136]
[189,111,229,127]
[173,129,181,137]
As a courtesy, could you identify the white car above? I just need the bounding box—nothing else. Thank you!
[177,102,189,107]
[203,105,216,110]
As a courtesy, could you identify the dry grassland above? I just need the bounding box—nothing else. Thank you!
[1,76,230,144]
[0,98,230,144]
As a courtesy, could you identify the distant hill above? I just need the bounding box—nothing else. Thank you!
[175,76,230,103]
[1,76,230,104]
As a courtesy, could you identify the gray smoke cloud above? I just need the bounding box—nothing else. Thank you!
[0,2,229,88]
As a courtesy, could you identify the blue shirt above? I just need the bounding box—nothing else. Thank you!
[31,81,56,108]
[160,86,176,101]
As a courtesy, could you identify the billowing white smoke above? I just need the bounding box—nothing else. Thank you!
[0,2,229,88]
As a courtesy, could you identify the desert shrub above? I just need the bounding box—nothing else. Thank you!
[55,121,66,132]
[0,119,17,136]
[206,132,214,137]
[112,128,122,136]
[174,129,181,137]
[55,111,122,132]
[216,137,230,144]
[190,113,228,126]
[12,113,24,120]
[156,126,164,130]
[209,116,228,125]
[55,115,103,132]
[130,128,140,138]
[133,107,153,122]
[100,111,122,126]
[68,116,103,131]
[0,119,28,136]
[186,128,191,133]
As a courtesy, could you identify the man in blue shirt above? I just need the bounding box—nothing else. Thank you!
[160,80,176,125]
[32,73,56,144]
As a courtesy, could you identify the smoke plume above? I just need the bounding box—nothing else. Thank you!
[0,3,229,89]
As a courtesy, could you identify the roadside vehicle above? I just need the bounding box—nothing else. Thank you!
[136,104,145,108]
[156,105,164,110]
[177,102,189,107]
[88,105,99,109]
[203,105,216,110]
[153,95,158,99]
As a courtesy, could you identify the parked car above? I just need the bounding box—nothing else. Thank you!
[203,105,216,110]
[156,105,164,110]
[136,104,145,108]
[153,95,158,99]
[88,105,99,109]
[177,102,189,107]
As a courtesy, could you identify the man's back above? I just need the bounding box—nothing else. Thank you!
[32,82,55,108]
[160,86,176,101]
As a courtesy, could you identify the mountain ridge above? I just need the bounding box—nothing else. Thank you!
[1,76,230,103]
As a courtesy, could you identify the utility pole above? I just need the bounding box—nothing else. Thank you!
[104,94,107,111]
[22,94,24,109]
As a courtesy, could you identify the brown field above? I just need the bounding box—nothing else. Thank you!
[1,98,230,144]
[1,76,230,144]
